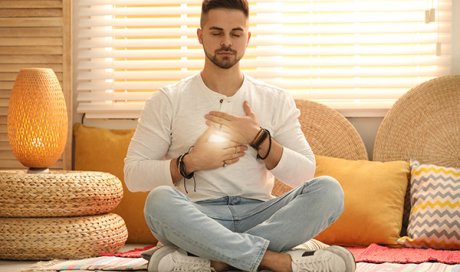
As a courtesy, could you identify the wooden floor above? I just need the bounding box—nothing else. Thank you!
[0,260,35,272]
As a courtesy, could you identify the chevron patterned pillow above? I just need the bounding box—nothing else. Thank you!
[397,160,460,249]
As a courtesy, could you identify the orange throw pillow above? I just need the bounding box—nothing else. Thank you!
[314,155,409,246]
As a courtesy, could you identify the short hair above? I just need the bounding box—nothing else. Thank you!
[200,0,249,26]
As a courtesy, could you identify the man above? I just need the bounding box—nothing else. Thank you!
[124,0,355,271]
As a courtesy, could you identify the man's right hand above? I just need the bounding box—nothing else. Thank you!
[184,127,247,173]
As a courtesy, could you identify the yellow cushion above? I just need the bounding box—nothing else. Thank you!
[73,124,157,244]
[314,155,410,246]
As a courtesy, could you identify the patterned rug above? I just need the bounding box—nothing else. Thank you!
[23,257,147,271]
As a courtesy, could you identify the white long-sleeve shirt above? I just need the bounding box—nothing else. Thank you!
[124,73,315,201]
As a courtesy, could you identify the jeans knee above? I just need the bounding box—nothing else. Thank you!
[315,176,344,217]
[144,186,176,222]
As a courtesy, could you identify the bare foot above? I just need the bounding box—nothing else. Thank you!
[211,260,231,272]
[259,250,292,272]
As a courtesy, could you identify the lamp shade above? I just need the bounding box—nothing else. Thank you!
[7,68,68,170]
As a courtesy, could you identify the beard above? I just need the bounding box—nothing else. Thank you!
[204,46,242,69]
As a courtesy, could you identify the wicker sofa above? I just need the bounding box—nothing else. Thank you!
[73,75,459,253]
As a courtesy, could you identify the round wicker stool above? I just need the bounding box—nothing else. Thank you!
[0,213,128,260]
[0,170,123,217]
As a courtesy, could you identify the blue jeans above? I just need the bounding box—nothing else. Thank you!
[144,176,344,272]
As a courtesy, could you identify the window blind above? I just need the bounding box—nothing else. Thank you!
[76,0,452,119]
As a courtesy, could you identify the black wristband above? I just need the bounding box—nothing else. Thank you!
[257,129,271,160]
[177,153,194,179]
[250,128,269,150]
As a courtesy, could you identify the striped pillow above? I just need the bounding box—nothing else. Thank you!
[397,160,460,249]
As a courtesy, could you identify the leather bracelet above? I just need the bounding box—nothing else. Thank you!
[250,128,269,150]
[257,129,271,160]
[250,129,264,146]
[176,152,196,193]
[177,153,194,179]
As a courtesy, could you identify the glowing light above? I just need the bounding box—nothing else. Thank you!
[208,132,227,143]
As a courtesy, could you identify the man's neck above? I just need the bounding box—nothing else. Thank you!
[200,64,244,97]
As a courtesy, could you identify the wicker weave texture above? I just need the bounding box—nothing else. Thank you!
[373,75,460,168]
[0,171,123,217]
[272,99,368,196]
[295,99,368,160]
[7,68,68,168]
[0,213,128,260]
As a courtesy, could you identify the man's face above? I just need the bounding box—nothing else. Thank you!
[198,8,251,69]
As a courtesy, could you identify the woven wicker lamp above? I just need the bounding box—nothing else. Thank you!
[7,68,68,173]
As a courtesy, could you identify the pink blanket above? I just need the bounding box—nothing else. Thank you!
[100,245,155,258]
[102,243,460,265]
[348,243,460,264]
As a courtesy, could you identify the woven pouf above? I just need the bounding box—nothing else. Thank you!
[0,170,123,217]
[373,75,460,167]
[0,213,128,260]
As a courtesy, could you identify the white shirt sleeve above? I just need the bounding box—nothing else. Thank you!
[270,94,316,187]
[124,90,174,192]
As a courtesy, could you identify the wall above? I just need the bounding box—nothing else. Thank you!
[348,117,382,159]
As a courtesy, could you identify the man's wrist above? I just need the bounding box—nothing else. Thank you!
[250,127,269,150]
[256,129,271,160]
[182,154,195,174]
[177,153,194,179]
